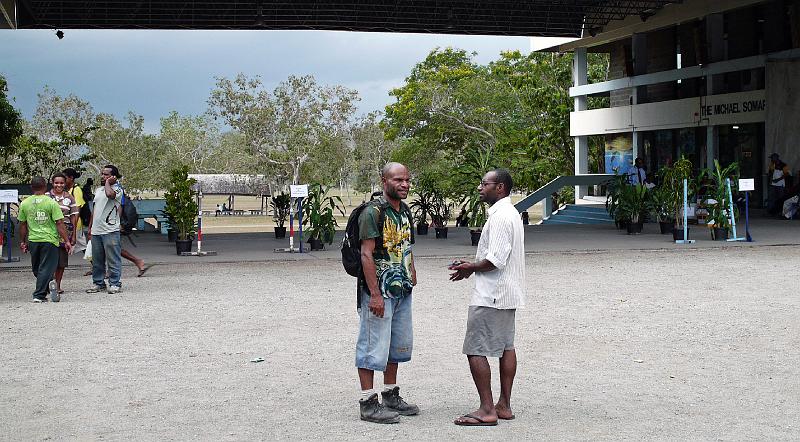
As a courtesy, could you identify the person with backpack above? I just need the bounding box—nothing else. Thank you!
[86,164,124,294]
[63,168,87,255]
[350,162,418,424]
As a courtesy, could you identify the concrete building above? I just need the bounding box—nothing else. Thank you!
[554,0,800,206]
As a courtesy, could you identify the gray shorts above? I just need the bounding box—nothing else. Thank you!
[462,306,516,357]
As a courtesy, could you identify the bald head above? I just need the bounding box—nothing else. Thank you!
[382,162,407,178]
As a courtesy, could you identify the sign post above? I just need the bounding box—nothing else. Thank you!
[675,179,695,244]
[180,190,217,256]
[0,190,20,263]
[275,184,308,253]
[737,178,754,242]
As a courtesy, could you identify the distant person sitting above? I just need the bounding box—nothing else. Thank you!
[455,208,469,227]
[216,204,223,217]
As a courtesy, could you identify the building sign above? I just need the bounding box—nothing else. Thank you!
[699,98,765,117]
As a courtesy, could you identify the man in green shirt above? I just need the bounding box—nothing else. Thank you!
[18,176,73,302]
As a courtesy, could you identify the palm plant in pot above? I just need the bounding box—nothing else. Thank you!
[409,190,435,235]
[302,183,345,251]
[270,192,291,238]
[660,156,694,240]
[163,165,198,255]
[605,171,630,229]
[704,160,739,241]
[650,185,674,234]
[461,192,487,246]
[616,184,651,234]
[429,193,453,239]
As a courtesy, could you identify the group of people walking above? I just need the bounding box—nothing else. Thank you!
[18,164,146,302]
[354,162,525,426]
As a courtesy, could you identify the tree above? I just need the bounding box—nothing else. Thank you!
[384,48,609,199]
[2,121,95,182]
[89,112,163,191]
[351,111,399,194]
[159,111,221,173]
[208,74,359,185]
[0,76,24,182]
[28,86,97,142]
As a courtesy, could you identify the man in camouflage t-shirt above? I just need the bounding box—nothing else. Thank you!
[355,162,419,424]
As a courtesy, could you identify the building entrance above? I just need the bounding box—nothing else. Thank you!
[718,123,765,206]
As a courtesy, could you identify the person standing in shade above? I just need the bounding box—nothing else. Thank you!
[86,165,124,294]
[18,176,73,302]
[767,153,791,216]
[356,162,419,424]
[449,168,525,426]
[47,173,79,295]
[63,168,87,254]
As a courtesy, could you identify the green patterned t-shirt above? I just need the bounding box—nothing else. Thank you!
[358,198,414,299]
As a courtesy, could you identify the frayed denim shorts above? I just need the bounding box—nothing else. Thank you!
[355,287,413,372]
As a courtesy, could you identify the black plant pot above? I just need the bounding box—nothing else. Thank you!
[309,238,324,251]
[712,227,728,241]
[274,226,287,239]
[416,223,429,235]
[672,227,690,241]
[175,239,192,255]
[626,221,643,235]
[434,227,448,239]
[659,221,673,234]
[470,230,481,246]
[167,229,177,242]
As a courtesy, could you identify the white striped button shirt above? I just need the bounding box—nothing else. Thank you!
[471,196,525,309]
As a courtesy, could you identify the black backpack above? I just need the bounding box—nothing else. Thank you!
[119,189,138,236]
[341,197,414,278]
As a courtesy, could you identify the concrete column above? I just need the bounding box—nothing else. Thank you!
[630,33,647,163]
[573,47,589,202]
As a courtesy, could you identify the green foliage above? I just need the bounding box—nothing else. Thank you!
[659,156,694,227]
[702,160,739,230]
[429,193,453,228]
[208,74,358,185]
[650,185,673,222]
[302,183,345,244]
[163,165,198,241]
[270,192,291,228]
[616,184,652,224]
[605,172,630,222]
[2,120,96,182]
[0,76,23,151]
[384,48,609,202]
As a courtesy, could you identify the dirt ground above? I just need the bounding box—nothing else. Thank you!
[1,246,799,440]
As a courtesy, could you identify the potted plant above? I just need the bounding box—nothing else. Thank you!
[660,156,694,240]
[302,183,345,251]
[271,192,291,238]
[703,160,739,241]
[409,190,435,235]
[616,184,651,234]
[429,194,453,239]
[461,192,487,246]
[650,185,674,234]
[163,165,198,255]
[605,171,630,230]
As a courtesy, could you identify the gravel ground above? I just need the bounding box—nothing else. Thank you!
[1,246,799,441]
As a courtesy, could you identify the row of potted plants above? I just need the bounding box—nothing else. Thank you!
[606,157,740,241]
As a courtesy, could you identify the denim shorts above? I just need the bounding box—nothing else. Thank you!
[355,287,413,372]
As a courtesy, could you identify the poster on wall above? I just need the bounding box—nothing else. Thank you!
[605,134,633,175]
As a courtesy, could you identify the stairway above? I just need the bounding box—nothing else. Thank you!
[538,204,613,225]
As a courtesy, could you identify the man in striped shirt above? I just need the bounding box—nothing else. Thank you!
[449,168,525,426]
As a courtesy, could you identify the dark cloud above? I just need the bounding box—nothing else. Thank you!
[0,29,531,133]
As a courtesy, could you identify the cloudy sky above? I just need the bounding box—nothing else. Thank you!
[1,29,535,133]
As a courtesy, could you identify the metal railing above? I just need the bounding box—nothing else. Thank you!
[514,174,613,220]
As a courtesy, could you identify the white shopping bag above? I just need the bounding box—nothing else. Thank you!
[83,240,92,260]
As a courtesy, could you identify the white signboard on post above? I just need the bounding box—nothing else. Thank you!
[290,184,309,198]
[0,189,19,203]
[739,178,755,192]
